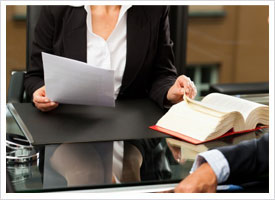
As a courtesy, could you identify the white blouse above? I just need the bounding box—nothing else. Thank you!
[84,5,132,181]
[85,5,131,99]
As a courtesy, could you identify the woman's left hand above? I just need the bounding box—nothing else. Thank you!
[167,75,197,104]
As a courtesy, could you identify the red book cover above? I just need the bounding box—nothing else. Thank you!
[149,125,268,144]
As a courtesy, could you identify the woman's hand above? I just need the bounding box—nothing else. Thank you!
[33,86,59,112]
[167,75,197,104]
[166,141,185,164]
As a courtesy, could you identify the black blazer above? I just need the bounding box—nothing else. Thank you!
[218,133,269,183]
[24,6,178,108]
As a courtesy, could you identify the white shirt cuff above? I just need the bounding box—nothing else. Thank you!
[191,149,230,184]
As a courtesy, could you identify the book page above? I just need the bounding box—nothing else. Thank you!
[156,101,222,141]
[156,93,264,142]
[200,93,266,120]
[185,95,227,118]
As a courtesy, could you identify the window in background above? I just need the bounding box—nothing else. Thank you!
[186,64,219,97]
[188,5,226,17]
[186,5,269,97]
[13,5,26,20]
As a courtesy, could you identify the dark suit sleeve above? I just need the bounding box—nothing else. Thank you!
[24,6,54,98]
[149,7,178,108]
[218,133,269,183]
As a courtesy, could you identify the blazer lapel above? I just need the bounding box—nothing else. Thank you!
[62,7,150,91]
[120,7,150,93]
[63,7,87,62]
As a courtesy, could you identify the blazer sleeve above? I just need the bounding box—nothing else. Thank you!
[24,6,55,99]
[148,7,178,108]
[218,133,269,183]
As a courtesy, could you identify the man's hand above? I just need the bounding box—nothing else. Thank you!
[33,86,59,112]
[174,162,218,193]
[167,75,197,104]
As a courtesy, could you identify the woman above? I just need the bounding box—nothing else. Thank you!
[24,5,197,185]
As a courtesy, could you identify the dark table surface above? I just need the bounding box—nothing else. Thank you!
[6,95,269,193]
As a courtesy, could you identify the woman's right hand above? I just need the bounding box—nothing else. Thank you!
[33,86,59,112]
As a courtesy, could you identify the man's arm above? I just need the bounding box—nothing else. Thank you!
[174,133,269,193]
[219,133,269,183]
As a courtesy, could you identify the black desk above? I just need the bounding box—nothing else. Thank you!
[7,98,166,145]
[6,95,269,193]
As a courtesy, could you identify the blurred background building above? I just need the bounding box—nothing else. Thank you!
[6,5,269,97]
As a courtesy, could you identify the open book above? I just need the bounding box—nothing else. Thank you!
[150,93,269,144]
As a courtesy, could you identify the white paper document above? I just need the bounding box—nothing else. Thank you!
[42,52,115,107]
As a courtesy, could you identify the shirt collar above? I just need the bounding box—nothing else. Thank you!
[70,5,84,7]
[118,5,132,21]
[84,5,132,34]
[84,5,132,15]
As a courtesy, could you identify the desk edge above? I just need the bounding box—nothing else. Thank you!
[7,103,34,144]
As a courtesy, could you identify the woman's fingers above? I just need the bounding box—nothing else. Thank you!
[167,75,197,104]
[33,86,49,103]
[190,81,197,99]
[33,86,59,112]
[34,101,59,112]
[179,75,196,99]
[34,101,58,109]
[33,94,50,103]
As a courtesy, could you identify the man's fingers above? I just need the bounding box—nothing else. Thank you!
[158,189,174,193]
[174,163,217,193]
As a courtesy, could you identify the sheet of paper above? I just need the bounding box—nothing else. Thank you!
[42,52,115,107]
